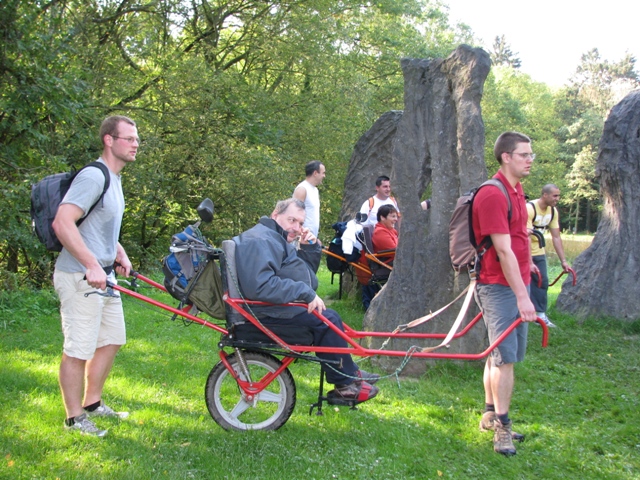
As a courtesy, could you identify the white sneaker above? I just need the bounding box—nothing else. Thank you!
[86,403,129,419]
[536,312,556,328]
[65,413,108,437]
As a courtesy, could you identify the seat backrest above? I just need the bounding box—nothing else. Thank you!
[220,240,246,325]
[360,224,375,254]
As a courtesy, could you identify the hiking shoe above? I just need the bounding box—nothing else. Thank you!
[357,369,380,385]
[86,403,129,419]
[327,381,379,405]
[537,312,556,328]
[64,413,107,437]
[493,419,517,456]
[480,411,524,442]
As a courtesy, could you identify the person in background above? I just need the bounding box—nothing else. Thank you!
[372,204,399,263]
[358,175,399,228]
[527,184,571,328]
[293,160,325,239]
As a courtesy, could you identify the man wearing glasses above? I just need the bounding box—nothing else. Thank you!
[471,131,538,456]
[52,116,137,436]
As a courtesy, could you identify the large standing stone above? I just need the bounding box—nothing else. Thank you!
[556,90,640,321]
[341,45,491,374]
[340,111,403,220]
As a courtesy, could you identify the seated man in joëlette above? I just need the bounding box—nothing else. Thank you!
[232,198,380,404]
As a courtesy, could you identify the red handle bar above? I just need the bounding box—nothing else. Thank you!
[549,267,576,287]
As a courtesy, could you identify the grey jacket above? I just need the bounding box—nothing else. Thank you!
[233,217,322,319]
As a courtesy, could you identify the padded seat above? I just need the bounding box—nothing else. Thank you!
[358,225,394,284]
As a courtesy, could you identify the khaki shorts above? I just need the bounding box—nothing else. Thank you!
[53,270,126,360]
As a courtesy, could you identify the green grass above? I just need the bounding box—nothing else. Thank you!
[1,263,639,480]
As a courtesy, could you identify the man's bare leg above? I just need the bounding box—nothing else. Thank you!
[59,354,87,419]
[489,361,514,416]
[83,344,121,407]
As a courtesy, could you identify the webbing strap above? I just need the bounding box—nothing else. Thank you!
[418,279,476,353]
[394,280,473,333]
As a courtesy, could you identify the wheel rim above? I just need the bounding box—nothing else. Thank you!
[212,359,289,430]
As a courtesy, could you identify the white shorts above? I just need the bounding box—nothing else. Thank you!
[53,270,126,360]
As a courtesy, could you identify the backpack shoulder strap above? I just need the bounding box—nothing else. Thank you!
[482,178,511,221]
[75,162,111,227]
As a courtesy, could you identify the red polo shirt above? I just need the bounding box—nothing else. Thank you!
[472,170,530,286]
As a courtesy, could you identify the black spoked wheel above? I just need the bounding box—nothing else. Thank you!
[205,351,296,431]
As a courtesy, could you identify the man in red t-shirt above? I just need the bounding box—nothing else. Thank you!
[472,131,538,456]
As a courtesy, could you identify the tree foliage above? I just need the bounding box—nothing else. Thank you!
[490,35,521,69]
[555,48,639,231]
[0,0,465,287]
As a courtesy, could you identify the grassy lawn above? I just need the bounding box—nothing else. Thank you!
[1,259,639,479]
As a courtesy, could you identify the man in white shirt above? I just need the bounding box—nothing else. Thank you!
[358,175,399,228]
[293,161,325,238]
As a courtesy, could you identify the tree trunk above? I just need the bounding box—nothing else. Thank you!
[556,90,640,321]
[341,46,491,374]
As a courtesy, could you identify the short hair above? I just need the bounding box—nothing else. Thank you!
[493,132,531,164]
[100,115,136,146]
[305,161,324,177]
[375,175,390,187]
[273,198,305,215]
[542,183,559,195]
[377,204,398,222]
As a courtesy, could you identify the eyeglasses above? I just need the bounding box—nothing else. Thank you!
[509,151,536,160]
[111,135,140,144]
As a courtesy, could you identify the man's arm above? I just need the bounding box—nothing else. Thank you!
[52,204,107,289]
[549,227,570,272]
[115,242,132,277]
[490,233,537,322]
[293,186,307,202]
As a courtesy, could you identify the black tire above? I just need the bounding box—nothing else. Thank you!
[205,351,296,431]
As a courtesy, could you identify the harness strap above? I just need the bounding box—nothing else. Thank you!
[394,280,473,333]
[418,279,477,353]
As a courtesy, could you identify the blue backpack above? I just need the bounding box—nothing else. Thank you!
[162,224,225,319]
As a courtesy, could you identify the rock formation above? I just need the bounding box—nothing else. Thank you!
[556,90,640,321]
[341,45,492,374]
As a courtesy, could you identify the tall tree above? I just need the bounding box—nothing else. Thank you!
[555,48,639,232]
[490,35,521,69]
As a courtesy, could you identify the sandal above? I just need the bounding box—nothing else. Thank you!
[357,369,380,385]
[327,381,379,406]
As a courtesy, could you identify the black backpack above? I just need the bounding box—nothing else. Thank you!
[30,162,110,252]
[449,179,511,273]
[326,221,349,274]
